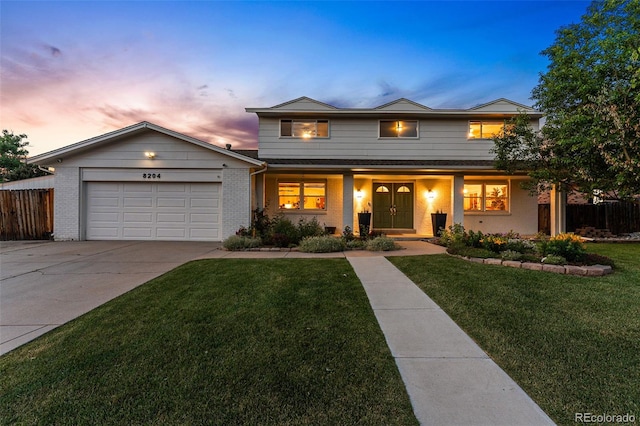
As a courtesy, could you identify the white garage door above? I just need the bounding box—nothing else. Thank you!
[86,182,221,241]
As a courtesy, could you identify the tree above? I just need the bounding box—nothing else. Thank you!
[0,130,50,182]
[493,0,640,200]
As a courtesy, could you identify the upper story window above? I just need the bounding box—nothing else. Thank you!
[278,181,326,210]
[468,121,505,139]
[464,181,509,212]
[379,120,418,138]
[280,120,329,138]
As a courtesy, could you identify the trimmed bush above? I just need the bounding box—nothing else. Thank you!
[543,233,586,262]
[345,239,366,250]
[271,216,300,247]
[542,254,567,265]
[298,236,346,253]
[366,236,401,251]
[223,235,262,250]
[501,249,523,261]
[297,216,324,240]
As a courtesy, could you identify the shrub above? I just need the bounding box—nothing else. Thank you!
[366,236,401,251]
[223,235,262,250]
[298,236,346,253]
[342,226,355,242]
[501,249,523,261]
[467,230,485,248]
[297,216,324,240]
[481,235,509,253]
[271,216,300,247]
[544,233,586,262]
[505,238,536,254]
[438,223,466,247]
[542,254,567,265]
[345,239,366,250]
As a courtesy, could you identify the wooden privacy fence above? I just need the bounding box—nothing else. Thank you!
[0,189,54,240]
[539,202,640,236]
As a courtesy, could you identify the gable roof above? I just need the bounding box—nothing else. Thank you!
[468,98,534,112]
[375,98,432,111]
[268,96,338,111]
[247,97,542,118]
[28,121,264,166]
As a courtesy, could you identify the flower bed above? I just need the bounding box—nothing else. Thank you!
[437,225,615,275]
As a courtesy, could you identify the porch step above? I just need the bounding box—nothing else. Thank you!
[374,228,416,235]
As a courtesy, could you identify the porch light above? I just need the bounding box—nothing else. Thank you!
[356,190,363,200]
[426,190,436,201]
[145,151,156,159]
[396,121,403,132]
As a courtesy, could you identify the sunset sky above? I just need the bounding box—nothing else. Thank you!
[1,0,591,156]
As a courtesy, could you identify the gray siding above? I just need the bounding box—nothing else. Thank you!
[258,117,538,160]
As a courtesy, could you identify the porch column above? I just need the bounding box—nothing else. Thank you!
[342,173,354,231]
[550,185,566,236]
[452,174,464,226]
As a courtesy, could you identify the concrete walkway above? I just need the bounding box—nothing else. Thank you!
[1,240,554,424]
[348,256,554,425]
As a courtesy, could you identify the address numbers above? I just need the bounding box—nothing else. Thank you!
[142,173,161,179]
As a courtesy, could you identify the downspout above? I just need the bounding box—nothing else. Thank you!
[250,163,268,210]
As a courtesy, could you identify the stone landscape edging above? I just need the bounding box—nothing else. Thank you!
[453,254,613,277]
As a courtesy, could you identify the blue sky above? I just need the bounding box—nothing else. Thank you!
[1,0,591,155]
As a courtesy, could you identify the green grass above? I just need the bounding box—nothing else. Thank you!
[389,243,640,425]
[0,259,417,425]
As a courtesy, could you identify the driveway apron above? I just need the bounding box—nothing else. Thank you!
[0,241,220,355]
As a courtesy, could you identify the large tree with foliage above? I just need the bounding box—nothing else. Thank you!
[493,0,640,200]
[0,130,50,182]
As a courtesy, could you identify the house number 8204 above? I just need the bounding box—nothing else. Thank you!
[142,173,161,179]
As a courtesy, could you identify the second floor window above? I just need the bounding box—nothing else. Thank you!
[468,121,505,139]
[280,120,329,138]
[379,120,418,138]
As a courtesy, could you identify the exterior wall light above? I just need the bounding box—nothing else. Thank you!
[145,151,156,159]
[356,190,363,200]
[426,190,436,201]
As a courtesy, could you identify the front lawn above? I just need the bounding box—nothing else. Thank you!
[0,259,417,425]
[390,243,640,425]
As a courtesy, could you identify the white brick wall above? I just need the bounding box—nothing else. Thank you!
[222,168,251,239]
[53,167,81,241]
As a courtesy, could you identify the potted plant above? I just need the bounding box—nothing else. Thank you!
[358,203,372,237]
[431,209,447,237]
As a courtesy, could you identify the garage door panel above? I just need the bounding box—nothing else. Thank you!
[123,212,153,223]
[157,213,187,223]
[86,182,221,241]
[157,198,186,207]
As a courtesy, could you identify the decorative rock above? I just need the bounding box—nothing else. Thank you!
[542,264,566,274]
[484,258,503,265]
[502,260,522,268]
[521,262,544,271]
[469,257,485,263]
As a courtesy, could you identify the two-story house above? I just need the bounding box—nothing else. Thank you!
[245,96,543,237]
[29,96,543,241]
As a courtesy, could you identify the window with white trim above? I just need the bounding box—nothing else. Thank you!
[379,120,418,138]
[280,120,329,138]
[464,182,509,212]
[468,121,505,139]
[278,181,326,210]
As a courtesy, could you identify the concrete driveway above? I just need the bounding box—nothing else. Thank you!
[0,240,221,355]
[1,239,445,356]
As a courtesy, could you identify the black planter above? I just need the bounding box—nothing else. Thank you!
[431,213,447,237]
[358,212,372,236]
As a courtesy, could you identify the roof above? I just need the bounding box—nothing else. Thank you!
[28,121,264,166]
[231,150,507,172]
[246,96,543,119]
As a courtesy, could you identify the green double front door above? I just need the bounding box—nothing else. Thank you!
[372,183,414,229]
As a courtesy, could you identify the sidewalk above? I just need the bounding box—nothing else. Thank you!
[347,256,554,425]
